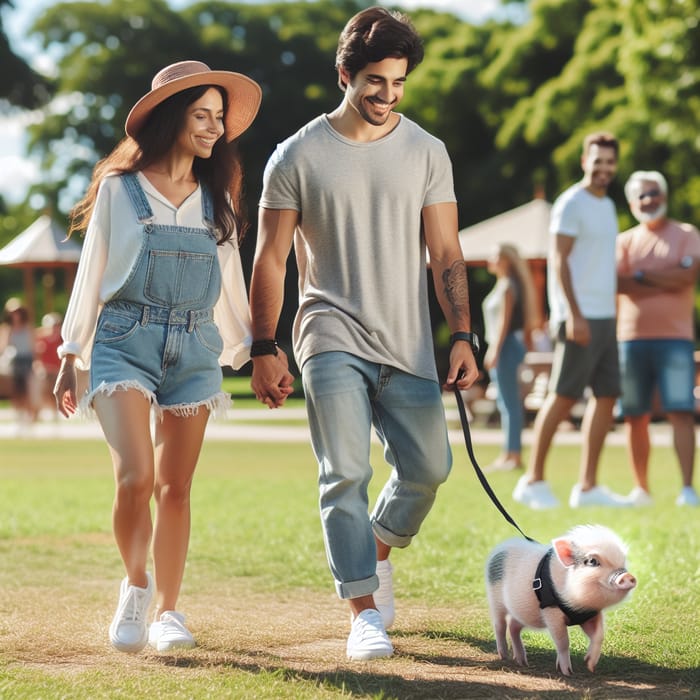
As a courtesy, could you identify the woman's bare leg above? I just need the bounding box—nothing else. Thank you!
[94,389,154,588]
[151,407,209,616]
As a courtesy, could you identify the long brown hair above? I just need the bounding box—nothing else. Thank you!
[69,85,247,244]
[498,243,540,336]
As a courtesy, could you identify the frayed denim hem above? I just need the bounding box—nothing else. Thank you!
[79,383,230,421]
[78,380,155,419]
[161,390,231,419]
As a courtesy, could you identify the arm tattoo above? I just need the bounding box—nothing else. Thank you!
[442,259,470,318]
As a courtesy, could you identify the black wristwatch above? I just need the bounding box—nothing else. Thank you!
[450,331,480,355]
[250,339,279,357]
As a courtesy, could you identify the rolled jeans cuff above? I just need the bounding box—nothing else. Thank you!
[372,519,413,549]
[336,573,378,600]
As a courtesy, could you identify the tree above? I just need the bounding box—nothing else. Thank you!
[0,0,52,111]
[483,0,700,222]
[19,0,700,337]
[612,0,700,223]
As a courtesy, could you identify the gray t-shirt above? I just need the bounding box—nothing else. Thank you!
[259,114,456,381]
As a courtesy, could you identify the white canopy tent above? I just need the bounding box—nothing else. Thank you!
[457,198,552,264]
[457,197,552,317]
[0,215,82,319]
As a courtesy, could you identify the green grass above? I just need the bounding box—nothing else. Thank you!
[1,435,699,698]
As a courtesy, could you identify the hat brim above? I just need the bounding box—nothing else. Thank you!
[125,70,262,142]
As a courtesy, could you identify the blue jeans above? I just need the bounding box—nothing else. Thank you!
[490,332,526,452]
[302,351,451,599]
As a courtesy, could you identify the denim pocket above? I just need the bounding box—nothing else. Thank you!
[194,320,224,355]
[95,312,140,344]
[144,250,214,307]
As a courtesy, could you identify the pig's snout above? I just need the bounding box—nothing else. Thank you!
[612,570,636,590]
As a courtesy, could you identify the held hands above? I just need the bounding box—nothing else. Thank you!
[53,356,78,418]
[251,347,295,409]
[443,342,479,391]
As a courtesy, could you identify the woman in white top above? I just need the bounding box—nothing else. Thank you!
[482,244,538,471]
[53,61,261,653]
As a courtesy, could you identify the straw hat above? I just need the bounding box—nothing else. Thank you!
[125,60,262,142]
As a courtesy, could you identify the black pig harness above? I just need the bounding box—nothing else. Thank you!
[532,548,598,626]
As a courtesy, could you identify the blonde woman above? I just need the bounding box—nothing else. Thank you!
[482,244,538,470]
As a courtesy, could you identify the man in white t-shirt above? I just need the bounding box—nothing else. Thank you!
[248,7,479,660]
[513,132,627,509]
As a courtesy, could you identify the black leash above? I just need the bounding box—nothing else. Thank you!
[452,384,535,542]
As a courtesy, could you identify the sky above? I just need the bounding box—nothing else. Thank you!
[0,0,514,207]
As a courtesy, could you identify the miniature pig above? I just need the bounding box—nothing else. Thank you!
[485,524,636,675]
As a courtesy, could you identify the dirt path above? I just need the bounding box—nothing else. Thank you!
[1,586,688,699]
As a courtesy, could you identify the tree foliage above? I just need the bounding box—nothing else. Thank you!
[3,0,699,328]
[0,0,52,111]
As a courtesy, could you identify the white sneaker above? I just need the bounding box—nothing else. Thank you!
[109,573,153,653]
[512,475,559,509]
[346,609,393,660]
[148,611,196,651]
[676,486,700,507]
[484,457,522,473]
[374,559,395,629]
[626,486,653,506]
[569,484,630,508]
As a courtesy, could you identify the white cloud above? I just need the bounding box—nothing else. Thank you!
[0,154,40,204]
[0,110,44,203]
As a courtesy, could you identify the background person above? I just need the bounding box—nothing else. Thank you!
[482,243,539,471]
[249,6,479,661]
[34,311,63,417]
[0,298,37,428]
[616,170,700,507]
[513,132,628,509]
[53,60,260,653]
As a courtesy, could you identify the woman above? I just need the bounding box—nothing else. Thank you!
[482,243,539,471]
[1,298,37,427]
[54,61,262,653]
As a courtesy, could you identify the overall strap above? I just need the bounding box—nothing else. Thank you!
[200,182,216,234]
[120,172,155,225]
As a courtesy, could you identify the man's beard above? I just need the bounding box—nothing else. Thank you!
[634,203,667,224]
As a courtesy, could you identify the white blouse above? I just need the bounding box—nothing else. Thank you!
[59,173,252,370]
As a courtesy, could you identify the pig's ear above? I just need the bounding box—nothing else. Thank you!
[552,538,576,567]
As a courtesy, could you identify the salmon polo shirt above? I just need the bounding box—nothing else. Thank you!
[616,219,700,341]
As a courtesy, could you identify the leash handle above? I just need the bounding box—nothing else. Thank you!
[453,384,535,542]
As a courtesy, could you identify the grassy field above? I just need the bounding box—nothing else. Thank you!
[0,427,699,698]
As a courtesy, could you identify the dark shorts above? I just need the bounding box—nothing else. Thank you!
[549,318,620,399]
[11,355,33,393]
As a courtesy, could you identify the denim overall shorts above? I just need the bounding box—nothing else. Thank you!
[87,173,229,417]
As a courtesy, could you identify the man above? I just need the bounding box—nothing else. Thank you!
[617,170,700,507]
[248,7,478,661]
[513,132,628,509]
